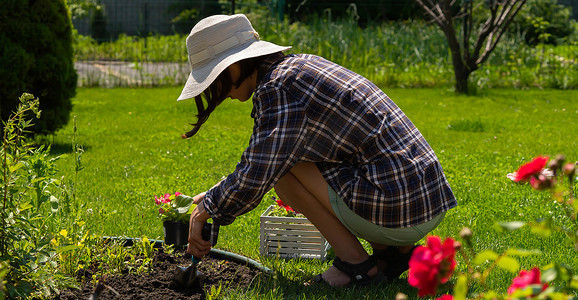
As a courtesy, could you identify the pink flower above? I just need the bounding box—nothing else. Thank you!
[436,295,453,300]
[161,193,171,204]
[408,236,458,297]
[530,174,555,190]
[507,267,548,295]
[514,156,549,182]
[158,208,165,214]
[175,192,182,197]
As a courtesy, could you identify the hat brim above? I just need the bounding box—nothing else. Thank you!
[177,41,291,101]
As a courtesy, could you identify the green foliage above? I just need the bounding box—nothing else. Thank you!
[0,92,161,298]
[266,205,303,218]
[511,0,575,46]
[74,33,186,62]
[425,154,578,299]
[154,193,197,222]
[206,283,223,300]
[0,261,7,300]
[90,4,107,42]
[0,93,72,299]
[67,0,101,20]
[72,16,577,90]
[0,0,77,135]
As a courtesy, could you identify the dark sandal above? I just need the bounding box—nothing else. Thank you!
[371,245,417,279]
[314,256,387,287]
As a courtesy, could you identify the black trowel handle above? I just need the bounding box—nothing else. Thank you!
[200,222,212,241]
[191,223,212,264]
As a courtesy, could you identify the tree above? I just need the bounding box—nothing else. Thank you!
[416,0,527,93]
[0,0,77,134]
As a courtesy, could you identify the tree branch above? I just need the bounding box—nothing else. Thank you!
[415,0,447,28]
[476,0,526,66]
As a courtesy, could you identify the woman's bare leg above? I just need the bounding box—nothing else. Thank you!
[274,162,378,286]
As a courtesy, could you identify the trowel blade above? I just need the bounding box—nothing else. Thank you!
[173,265,207,288]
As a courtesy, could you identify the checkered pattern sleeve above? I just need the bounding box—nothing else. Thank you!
[203,72,308,226]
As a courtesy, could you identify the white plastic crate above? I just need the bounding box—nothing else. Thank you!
[260,205,330,260]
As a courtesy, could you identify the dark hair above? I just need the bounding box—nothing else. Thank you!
[182,54,270,138]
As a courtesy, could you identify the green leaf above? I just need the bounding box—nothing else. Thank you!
[496,221,527,232]
[18,202,33,211]
[546,292,572,300]
[8,162,24,173]
[505,248,541,257]
[541,266,558,282]
[473,250,498,265]
[530,224,552,237]
[497,255,519,273]
[174,194,196,214]
[453,274,468,300]
[37,253,50,264]
[38,195,51,209]
[570,275,578,289]
[482,291,499,299]
[57,245,80,253]
[50,195,59,213]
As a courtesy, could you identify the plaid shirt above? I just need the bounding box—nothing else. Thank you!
[204,53,456,243]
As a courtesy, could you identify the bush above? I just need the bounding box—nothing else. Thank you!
[0,94,67,298]
[0,0,77,135]
[511,0,575,45]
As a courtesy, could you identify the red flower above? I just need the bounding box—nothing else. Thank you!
[408,236,458,297]
[436,295,453,300]
[508,267,548,295]
[513,156,549,182]
[275,198,296,213]
[154,192,181,205]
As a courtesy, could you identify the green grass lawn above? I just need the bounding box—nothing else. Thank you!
[51,87,578,299]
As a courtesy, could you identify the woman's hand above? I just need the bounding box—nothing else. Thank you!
[187,194,212,258]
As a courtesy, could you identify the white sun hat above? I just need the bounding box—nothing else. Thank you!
[177,14,292,101]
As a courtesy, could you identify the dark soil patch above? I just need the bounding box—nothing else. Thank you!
[52,249,263,299]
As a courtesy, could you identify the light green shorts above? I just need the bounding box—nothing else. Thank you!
[328,187,445,246]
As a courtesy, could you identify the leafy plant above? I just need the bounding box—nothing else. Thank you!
[512,0,574,46]
[0,260,7,300]
[405,155,578,299]
[0,93,74,298]
[267,197,303,218]
[154,192,197,222]
[206,283,223,300]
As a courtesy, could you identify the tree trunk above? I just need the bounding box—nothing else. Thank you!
[415,0,527,94]
[454,66,470,94]
[444,20,472,94]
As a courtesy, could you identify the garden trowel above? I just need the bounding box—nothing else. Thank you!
[172,223,212,289]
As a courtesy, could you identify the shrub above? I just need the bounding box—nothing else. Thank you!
[0,94,67,298]
[0,0,77,135]
[511,0,575,46]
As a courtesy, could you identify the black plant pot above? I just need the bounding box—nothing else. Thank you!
[163,221,189,246]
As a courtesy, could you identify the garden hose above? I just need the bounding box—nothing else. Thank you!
[101,236,272,274]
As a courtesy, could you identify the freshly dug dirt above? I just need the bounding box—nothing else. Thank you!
[53,249,263,299]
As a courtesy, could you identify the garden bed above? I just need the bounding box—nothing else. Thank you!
[52,249,264,299]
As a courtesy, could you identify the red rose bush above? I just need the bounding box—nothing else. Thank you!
[404,155,577,299]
